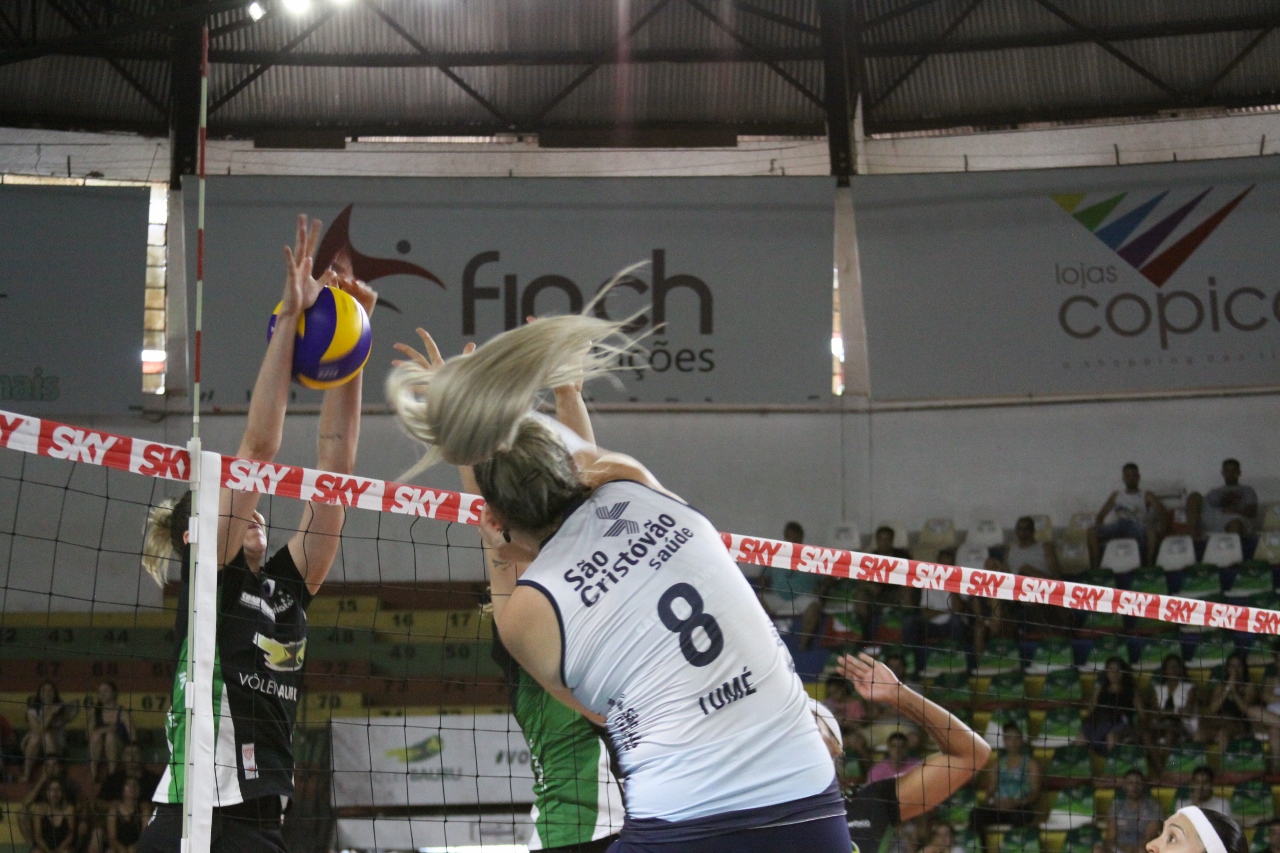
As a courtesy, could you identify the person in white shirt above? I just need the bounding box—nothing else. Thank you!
[1173,766,1232,819]
[1186,458,1259,537]
[1087,462,1167,569]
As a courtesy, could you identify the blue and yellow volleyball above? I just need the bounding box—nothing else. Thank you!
[267,285,372,389]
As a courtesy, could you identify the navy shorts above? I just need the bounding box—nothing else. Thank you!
[606,813,852,853]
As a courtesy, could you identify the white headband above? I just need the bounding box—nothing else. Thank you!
[1177,807,1227,853]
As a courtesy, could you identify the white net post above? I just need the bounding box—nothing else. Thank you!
[181,445,221,853]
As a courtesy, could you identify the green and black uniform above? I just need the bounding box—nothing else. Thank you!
[845,778,901,853]
[493,630,624,851]
[142,546,310,853]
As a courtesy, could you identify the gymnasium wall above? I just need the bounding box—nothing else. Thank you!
[4,390,1277,610]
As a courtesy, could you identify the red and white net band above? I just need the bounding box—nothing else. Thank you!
[3,407,1275,636]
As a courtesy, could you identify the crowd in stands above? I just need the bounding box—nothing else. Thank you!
[751,458,1280,853]
[3,680,159,853]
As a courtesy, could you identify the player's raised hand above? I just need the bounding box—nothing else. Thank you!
[837,652,904,706]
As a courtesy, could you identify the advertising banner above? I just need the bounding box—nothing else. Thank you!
[853,157,1280,400]
[330,713,534,807]
[188,177,834,406]
[0,185,148,414]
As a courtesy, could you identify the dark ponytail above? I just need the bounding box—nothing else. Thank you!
[1200,808,1247,853]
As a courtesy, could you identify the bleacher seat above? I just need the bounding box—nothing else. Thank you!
[956,542,991,569]
[1046,745,1093,787]
[1044,783,1095,830]
[1064,512,1095,543]
[997,825,1041,853]
[912,517,958,562]
[1031,514,1055,543]
[1231,779,1275,827]
[1061,825,1103,853]
[1039,668,1083,705]
[1135,639,1182,672]
[1057,540,1090,574]
[1101,744,1147,782]
[1220,735,1267,784]
[1028,639,1074,675]
[1084,636,1126,670]
[974,638,1021,676]
[1083,567,1118,587]
[968,519,1004,549]
[1262,504,1280,532]
[920,643,968,678]
[936,785,976,827]
[1203,532,1245,568]
[1188,634,1234,670]
[1178,564,1223,600]
[1128,565,1169,596]
[1227,560,1274,600]
[875,521,909,550]
[1160,743,1208,785]
[1035,706,1085,749]
[1256,531,1280,564]
[1156,535,1197,572]
[929,672,971,704]
[982,671,1026,707]
[1100,538,1142,573]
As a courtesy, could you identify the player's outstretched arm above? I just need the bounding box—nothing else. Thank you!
[219,215,325,567]
[289,274,376,595]
[838,652,991,821]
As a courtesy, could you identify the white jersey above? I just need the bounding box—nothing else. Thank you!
[518,481,835,822]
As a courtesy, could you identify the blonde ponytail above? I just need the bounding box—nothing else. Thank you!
[387,313,634,471]
[140,492,191,588]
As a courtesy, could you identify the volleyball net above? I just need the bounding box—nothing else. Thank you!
[3,408,1280,853]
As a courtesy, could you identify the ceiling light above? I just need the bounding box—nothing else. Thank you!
[281,0,310,14]
[247,1,265,20]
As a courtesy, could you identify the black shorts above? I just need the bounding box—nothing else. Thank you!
[139,799,286,853]
[606,814,851,853]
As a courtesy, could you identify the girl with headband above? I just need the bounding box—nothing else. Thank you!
[1146,807,1246,853]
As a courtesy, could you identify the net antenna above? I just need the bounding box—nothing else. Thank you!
[181,23,216,853]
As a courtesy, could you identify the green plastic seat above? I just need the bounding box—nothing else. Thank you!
[1083,568,1118,587]
[1227,560,1274,600]
[1085,636,1126,670]
[920,642,968,678]
[1045,783,1096,830]
[1047,745,1093,783]
[974,638,1021,676]
[1231,779,1275,827]
[1136,639,1183,672]
[1161,743,1208,781]
[984,670,1026,704]
[1179,564,1223,600]
[1221,735,1266,779]
[1041,667,1083,703]
[1062,825,1103,853]
[999,825,1041,853]
[1028,638,1074,675]
[1102,744,1148,780]
[1128,566,1169,596]
[929,671,971,704]
[1188,633,1234,670]
[1036,705,1085,748]
[936,785,976,827]
[1079,611,1125,634]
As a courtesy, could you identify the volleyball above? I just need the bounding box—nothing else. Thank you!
[267,284,372,389]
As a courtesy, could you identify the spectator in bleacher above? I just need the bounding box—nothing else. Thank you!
[970,721,1043,837]
[757,521,825,650]
[98,745,159,805]
[1148,654,1200,772]
[1263,821,1280,853]
[19,756,82,850]
[1206,652,1256,756]
[1079,657,1143,755]
[87,682,134,782]
[908,547,969,672]
[1006,516,1061,577]
[866,650,924,753]
[1087,463,1167,568]
[1186,458,1258,538]
[27,777,78,853]
[1173,766,1232,818]
[21,682,79,782]
[920,821,965,853]
[1105,769,1163,853]
[867,732,922,783]
[872,526,915,609]
[106,777,150,853]
[1248,645,1280,774]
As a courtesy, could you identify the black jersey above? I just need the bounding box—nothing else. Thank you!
[845,778,900,853]
[155,546,311,806]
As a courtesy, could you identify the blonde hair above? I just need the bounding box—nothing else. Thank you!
[140,492,190,587]
[386,313,633,471]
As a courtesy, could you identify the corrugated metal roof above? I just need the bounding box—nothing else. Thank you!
[0,0,1277,140]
